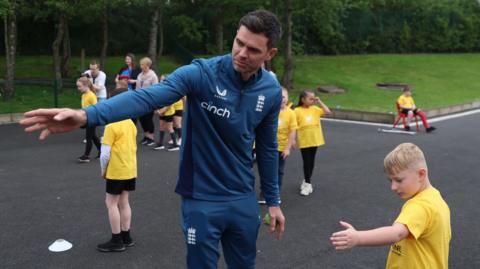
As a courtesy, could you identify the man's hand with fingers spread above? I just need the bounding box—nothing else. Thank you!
[20,108,87,140]
[330,221,360,250]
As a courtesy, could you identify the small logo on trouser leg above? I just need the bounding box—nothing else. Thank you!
[187,227,196,245]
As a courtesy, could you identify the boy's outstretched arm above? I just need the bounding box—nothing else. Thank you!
[330,221,409,250]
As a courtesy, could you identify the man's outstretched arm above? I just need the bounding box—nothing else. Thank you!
[20,108,87,140]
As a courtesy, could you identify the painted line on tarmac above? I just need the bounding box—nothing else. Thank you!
[427,109,480,123]
[322,118,391,128]
[323,108,480,127]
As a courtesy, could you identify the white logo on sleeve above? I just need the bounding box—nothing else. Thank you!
[187,227,196,245]
[255,95,265,112]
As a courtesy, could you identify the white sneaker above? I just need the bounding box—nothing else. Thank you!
[300,180,307,191]
[300,183,313,196]
[177,138,182,145]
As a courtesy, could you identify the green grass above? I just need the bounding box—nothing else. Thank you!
[0,55,180,113]
[281,54,480,113]
[0,85,81,114]
[0,55,180,79]
[2,54,480,113]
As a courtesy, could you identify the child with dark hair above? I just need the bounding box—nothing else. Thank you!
[398,86,436,132]
[294,90,331,196]
[97,83,137,252]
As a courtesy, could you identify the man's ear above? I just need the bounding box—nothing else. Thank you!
[265,48,278,61]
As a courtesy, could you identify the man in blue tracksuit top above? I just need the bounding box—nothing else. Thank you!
[21,10,285,268]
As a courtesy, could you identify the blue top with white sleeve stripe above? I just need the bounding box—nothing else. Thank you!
[84,54,282,206]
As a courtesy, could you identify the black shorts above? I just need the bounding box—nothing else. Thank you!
[160,115,174,122]
[401,108,418,115]
[174,110,183,117]
[106,178,136,195]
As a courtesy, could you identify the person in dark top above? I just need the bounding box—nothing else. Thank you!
[115,53,141,91]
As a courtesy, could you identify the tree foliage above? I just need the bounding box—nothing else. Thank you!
[3,0,480,56]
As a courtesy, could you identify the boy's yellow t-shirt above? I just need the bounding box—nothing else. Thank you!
[163,105,176,116]
[386,187,451,269]
[277,107,298,152]
[294,106,325,148]
[81,90,97,108]
[102,119,138,180]
[397,95,415,109]
[173,99,184,111]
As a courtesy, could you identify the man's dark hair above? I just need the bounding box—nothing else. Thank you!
[109,85,128,99]
[90,59,99,67]
[239,9,282,48]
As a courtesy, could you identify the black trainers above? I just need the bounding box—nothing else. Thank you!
[122,231,135,247]
[167,145,180,152]
[145,138,156,146]
[97,239,125,252]
[154,144,165,150]
[140,137,148,145]
[77,155,90,163]
[404,126,411,131]
[426,126,436,133]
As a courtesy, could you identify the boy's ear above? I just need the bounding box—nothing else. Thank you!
[418,167,427,181]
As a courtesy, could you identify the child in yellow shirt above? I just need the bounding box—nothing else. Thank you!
[294,90,331,196]
[397,85,436,132]
[173,96,185,145]
[330,143,451,269]
[258,88,297,204]
[76,77,101,163]
[97,86,138,252]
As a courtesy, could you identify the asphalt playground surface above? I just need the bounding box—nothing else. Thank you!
[1,111,479,269]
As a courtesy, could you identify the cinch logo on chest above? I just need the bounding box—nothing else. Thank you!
[201,101,231,118]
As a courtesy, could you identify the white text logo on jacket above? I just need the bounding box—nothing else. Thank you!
[201,101,231,118]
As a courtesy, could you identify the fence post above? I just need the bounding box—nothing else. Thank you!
[53,80,59,108]
[80,49,85,72]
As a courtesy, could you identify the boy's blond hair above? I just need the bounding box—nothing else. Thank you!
[384,143,427,175]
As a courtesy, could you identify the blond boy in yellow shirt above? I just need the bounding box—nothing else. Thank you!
[331,143,451,269]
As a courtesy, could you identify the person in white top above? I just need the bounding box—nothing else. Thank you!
[83,60,107,136]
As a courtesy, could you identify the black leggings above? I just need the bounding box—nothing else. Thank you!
[300,147,318,183]
[139,112,155,133]
[84,126,100,156]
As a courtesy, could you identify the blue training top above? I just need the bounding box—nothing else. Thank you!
[84,54,282,206]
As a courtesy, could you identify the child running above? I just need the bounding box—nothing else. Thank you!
[259,87,297,204]
[294,90,331,196]
[330,143,451,269]
[97,86,138,252]
[76,77,101,163]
